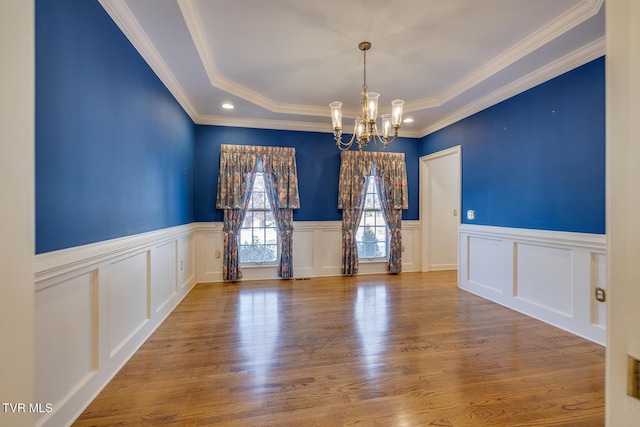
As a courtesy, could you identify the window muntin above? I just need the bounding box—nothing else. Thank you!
[239,173,278,263]
[356,176,388,259]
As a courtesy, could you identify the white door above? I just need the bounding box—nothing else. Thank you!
[420,146,461,272]
[607,0,640,423]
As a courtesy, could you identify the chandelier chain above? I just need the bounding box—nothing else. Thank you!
[362,49,367,93]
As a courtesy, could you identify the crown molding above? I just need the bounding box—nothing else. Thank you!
[178,0,329,118]
[585,0,605,11]
[420,36,605,137]
[98,0,199,122]
[178,0,602,120]
[195,114,423,138]
[100,0,603,138]
[434,0,603,107]
[196,115,330,133]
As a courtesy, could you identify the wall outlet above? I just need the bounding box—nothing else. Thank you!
[467,210,475,220]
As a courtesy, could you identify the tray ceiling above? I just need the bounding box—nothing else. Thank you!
[99,0,605,137]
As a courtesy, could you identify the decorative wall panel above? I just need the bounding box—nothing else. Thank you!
[467,235,504,292]
[34,272,96,425]
[459,224,606,345]
[109,251,149,358]
[515,243,572,315]
[34,225,197,427]
[151,241,178,315]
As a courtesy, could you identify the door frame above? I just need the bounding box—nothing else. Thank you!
[419,145,462,274]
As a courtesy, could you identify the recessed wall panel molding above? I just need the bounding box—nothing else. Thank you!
[194,221,422,282]
[318,223,343,277]
[466,235,504,292]
[33,224,198,427]
[108,250,150,359]
[459,224,606,345]
[34,271,97,427]
[151,241,178,315]
[178,235,196,289]
[193,222,224,282]
[515,243,573,315]
[292,228,314,278]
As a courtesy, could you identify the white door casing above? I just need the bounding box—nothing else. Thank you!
[419,146,461,272]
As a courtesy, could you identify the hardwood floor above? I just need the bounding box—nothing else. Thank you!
[74,271,605,426]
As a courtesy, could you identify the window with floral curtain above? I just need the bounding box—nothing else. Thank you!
[357,175,388,259]
[240,169,279,264]
[338,151,408,275]
[216,144,300,282]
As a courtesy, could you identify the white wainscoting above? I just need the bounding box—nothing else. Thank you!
[33,220,607,426]
[33,224,197,427]
[194,220,421,282]
[33,220,608,426]
[459,224,607,345]
[33,220,420,427]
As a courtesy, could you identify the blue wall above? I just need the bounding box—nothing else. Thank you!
[194,126,420,222]
[36,0,195,254]
[420,57,605,234]
[35,0,604,254]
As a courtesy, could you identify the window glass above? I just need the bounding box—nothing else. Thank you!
[356,176,388,259]
[239,173,278,263]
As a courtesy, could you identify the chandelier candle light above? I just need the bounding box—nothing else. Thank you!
[330,41,404,151]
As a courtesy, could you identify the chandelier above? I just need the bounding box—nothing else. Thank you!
[330,41,404,151]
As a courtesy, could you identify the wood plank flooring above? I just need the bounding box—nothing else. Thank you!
[74,271,605,426]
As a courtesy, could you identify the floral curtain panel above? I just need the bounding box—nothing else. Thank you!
[217,144,300,209]
[337,151,408,209]
[338,151,408,275]
[374,175,403,274]
[216,144,300,281]
[264,177,295,279]
[222,174,254,282]
[341,201,366,275]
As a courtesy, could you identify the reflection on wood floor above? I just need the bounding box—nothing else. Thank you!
[74,271,605,426]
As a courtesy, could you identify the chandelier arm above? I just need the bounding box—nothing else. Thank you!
[369,123,400,148]
[334,124,358,150]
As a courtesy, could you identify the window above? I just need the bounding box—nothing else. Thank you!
[239,173,278,263]
[356,176,388,259]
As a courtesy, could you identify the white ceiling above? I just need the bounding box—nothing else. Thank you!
[99,0,605,138]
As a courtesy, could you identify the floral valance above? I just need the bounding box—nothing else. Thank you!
[216,144,300,209]
[338,150,408,210]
